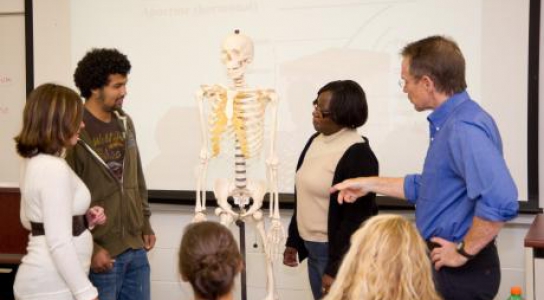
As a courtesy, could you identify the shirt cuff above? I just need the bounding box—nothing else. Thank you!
[143,217,155,235]
[475,200,519,222]
[403,174,419,204]
[74,284,98,300]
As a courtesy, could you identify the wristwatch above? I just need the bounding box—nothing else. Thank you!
[456,241,475,260]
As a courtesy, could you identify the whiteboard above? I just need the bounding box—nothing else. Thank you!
[32,0,532,200]
[0,13,25,187]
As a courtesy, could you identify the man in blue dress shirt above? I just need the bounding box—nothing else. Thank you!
[331,35,518,300]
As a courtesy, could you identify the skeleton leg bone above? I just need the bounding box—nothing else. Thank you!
[250,210,278,300]
[240,179,266,218]
[213,178,238,227]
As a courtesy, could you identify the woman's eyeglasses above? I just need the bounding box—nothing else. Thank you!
[313,100,331,118]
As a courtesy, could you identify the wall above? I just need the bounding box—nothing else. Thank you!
[0,191,532,299]
[148,203,533,300]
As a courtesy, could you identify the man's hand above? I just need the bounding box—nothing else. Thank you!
[321,274,334,296]
[86,206,106,230]
[283,247,298,267]
[143,234,156,251]
[91,247,115,273]
[330,178,371,204]
[429,237,468,271]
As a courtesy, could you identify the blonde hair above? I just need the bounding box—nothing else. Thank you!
[324,214,441,300]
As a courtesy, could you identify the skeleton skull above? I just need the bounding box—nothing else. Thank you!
[221,30,254,81]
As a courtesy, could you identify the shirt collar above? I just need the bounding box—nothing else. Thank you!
[319,127,352,144]
[427,90,470,129]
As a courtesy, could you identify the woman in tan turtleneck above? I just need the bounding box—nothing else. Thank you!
[283,80,379,299]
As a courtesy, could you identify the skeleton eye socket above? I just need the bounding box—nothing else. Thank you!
[220,51,229,62]
[222,49,242,62]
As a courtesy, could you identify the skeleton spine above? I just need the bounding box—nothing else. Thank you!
[234,141,247,190]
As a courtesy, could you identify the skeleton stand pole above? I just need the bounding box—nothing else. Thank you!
[235,219,247,300]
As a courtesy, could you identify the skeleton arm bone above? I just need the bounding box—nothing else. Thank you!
[266,91,280,219]
[250,210,278,300]
[195,88,210,220]
[264,91,285,258]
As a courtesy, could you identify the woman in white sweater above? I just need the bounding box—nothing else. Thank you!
[13,83,106,300]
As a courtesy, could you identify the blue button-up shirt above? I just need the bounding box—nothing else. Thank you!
[404,91,518,241]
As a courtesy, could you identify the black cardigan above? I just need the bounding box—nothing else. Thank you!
[285,133,379,277]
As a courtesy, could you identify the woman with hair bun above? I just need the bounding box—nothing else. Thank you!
[179,221,242,300]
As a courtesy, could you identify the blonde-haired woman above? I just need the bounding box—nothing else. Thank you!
[13,83,105,300]
[324,214,441,300]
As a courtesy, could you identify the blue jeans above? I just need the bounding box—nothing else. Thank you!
[303,240,329,300]
[90,248,151,300]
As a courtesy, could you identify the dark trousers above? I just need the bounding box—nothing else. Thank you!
[432,241,500,300]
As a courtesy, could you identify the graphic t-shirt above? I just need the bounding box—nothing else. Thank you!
[83,109,125,181]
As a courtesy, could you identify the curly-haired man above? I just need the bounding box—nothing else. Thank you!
[67,48,156,300]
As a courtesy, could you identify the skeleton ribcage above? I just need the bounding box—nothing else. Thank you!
[207,89,268,159]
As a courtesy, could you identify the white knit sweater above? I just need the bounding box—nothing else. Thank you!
[14,154,97,300]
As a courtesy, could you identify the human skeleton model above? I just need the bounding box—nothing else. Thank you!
[194,31,284,300]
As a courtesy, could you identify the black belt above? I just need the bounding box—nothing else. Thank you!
[426,240,441,251]
[30,215,88,237]
[426,239,496,252]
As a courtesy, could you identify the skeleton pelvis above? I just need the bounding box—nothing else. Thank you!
[213,178,267,210]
